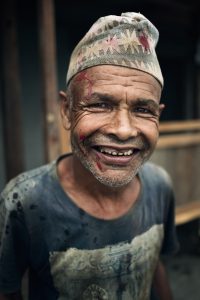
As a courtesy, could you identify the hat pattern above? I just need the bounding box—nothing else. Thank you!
[67,12,163,86]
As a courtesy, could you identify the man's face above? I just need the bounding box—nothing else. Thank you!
[64,65,163,188]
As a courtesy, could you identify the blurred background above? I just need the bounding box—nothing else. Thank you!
[0,0,200,299]
[1,0,200,184]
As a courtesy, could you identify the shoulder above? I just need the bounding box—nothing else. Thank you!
[0,161,56,211]
[140,162,173,190]
[139,163,176,225]
[139,162,175,206]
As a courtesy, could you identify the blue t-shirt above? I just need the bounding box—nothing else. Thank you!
[0,155,178,299]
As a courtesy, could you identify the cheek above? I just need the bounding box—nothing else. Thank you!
[139,121,159,144]
[147,126,159,146]
[72,112,110,139]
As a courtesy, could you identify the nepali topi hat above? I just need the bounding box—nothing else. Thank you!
[66,12,163,87]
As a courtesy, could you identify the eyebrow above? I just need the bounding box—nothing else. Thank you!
[134,98,160,110]
[89,92,116,102]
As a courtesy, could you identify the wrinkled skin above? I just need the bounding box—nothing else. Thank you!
[61,65,163,189]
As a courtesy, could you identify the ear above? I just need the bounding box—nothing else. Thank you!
[159,103,165,118]
[59,90,71,130]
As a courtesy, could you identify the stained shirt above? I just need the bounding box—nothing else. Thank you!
[0,154,179,299]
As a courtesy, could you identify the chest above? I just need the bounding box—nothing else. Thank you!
[48,224,164,299]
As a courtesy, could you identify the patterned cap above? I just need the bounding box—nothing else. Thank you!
[66,12,163,86]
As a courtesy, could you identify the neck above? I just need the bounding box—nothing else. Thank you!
[57,153,141,219]
[74,154,138,198]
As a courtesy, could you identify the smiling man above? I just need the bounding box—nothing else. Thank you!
[0,12,178,300]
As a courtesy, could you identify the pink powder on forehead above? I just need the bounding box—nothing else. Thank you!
[75,70,93,100]
[75,70,88,82]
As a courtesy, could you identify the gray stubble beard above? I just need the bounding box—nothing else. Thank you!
[71,137,151,189]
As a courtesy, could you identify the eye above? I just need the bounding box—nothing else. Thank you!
[85,102,112,111]
[134,106,158,117]
[135,107,151,113]
[91,103,109,108]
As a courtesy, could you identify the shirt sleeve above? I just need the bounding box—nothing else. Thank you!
[161,184,179,255]
[0,190,30,293]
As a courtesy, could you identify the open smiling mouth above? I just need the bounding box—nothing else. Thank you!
[92,146,140,157]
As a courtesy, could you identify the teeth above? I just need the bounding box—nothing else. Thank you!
[100,148,134,156]
[125,150,133,155]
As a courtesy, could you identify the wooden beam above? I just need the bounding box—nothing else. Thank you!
[1,0,24,180]
[176,201,200,225]
[195,25,200,118]
[157,132,200,149]
[159,120,200,133]
[197,63,200,119]
[37,0,61,162]
[157,120,200,149]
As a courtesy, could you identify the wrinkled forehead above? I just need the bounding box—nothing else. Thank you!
[68,65,162,101]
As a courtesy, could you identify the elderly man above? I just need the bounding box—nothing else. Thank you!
[0,12,178,300]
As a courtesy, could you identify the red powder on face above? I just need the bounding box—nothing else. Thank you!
[75,70,93,100]
[95,154,104,171]
[75,70,88,82]
[79,135,86,142]
[96,161,102,171]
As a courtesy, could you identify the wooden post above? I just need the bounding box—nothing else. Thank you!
[1,0,24,180]
[37,0,61,162]
[197,62,200,119]
[195,22,200,118]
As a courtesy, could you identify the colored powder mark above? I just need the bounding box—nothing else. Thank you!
[79,134,86,142]
[96,161,102,171]
[75,70,88,82]
[75,70,93,100]
[139,34,149,51]
[95,154,104,172]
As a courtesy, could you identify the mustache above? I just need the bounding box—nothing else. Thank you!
[83,133,149,149]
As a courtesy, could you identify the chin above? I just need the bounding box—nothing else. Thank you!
[72,140,147,188]
[93,173,135,188]
[83,159,141,189]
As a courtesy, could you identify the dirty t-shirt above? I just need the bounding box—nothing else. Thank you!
[0,155,178,299]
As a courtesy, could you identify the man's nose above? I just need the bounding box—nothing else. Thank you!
[108,109,138,141]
